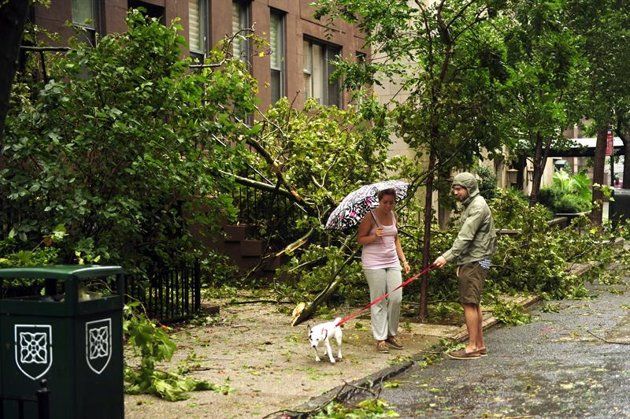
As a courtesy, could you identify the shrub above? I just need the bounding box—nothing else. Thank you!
[1,11,257,271]
[539,170,592,213]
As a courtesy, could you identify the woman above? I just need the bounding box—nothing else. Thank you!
[358,188,410,353]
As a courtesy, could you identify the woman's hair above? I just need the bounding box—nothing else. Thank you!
[377,188,396,201]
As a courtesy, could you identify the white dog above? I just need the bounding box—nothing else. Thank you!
[308,317,343,363]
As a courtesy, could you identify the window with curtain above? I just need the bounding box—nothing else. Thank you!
[189,0,208,57]
[303,39,341,107]
[232,1,250,63]
[270,11,285,103]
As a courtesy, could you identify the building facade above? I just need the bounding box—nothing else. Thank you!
[31,0,369,110]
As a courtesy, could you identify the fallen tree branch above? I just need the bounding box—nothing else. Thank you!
[227,299,293,305]
[292,247,360,326]
[587,330,630,345]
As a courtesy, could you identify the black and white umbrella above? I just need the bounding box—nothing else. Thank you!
[325,180,409,231]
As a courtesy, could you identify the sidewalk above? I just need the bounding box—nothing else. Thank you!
[123,290,540,419]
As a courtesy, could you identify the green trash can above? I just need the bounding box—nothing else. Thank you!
[0,266,124,419]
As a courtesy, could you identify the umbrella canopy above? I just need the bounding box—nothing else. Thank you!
[325,180,409,231]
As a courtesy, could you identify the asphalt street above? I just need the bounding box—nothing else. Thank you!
[348,278,630,417]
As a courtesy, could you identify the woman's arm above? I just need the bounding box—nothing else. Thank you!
[357,214,381,245]
[395,235,410,273]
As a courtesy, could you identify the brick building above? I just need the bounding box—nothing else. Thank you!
[31,0,369,110]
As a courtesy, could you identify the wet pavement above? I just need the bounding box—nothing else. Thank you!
[347,278,630,417]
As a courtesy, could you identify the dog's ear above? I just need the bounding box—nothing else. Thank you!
[306,324,311,333]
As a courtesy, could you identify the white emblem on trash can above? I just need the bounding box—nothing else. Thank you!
[85,318,112,374]
[14,324,53,380]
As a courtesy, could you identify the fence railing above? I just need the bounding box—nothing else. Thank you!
[126,260,201,324]
[0,379,50,419]
[232,176,306,246]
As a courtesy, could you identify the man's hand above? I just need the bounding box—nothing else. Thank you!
[433,256,447,268]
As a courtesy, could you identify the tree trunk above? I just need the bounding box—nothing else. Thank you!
[0,0,30,140]
[420,151,436,322]
[515,155,526,191]
[591,128,607,224]
[529,133,545,206]
[620,131,629,189]
[437,164,451,229]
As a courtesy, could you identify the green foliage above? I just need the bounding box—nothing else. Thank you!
[566,0,629,133]
[541,302,561,313]
[2,10,257,270]
[199,253,239,288]
[315,399,399,418]
[475,165,498,201]
[499,0,586,159]
[123,303,228,401]
[314,0,507,201]
[0,226,66,267]
[490,189,584,298]
[492,301,532,325]
[539,170,592,213]
[242,97,399,247]
[274,244,366,311]
[257,98,396,209]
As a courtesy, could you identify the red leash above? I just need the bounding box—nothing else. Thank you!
[334,264,436,327]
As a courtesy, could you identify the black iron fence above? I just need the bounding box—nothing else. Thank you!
[232,175,307,246]
[126,260,201,324]
[0,379,50,419]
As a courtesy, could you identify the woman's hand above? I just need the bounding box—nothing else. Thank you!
[375,227,383,237]
[402,260,410,274]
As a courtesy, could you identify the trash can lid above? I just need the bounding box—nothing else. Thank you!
[0,265,124,280]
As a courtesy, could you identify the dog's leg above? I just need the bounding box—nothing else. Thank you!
[335,330,343,360]
[324,339,336,363]
[313,346,321,362]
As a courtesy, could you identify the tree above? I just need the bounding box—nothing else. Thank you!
[1,11,257,269]
[0,0,30,138]
[566,0,629,200]
[499,0,585,206]
[314,0,508,319]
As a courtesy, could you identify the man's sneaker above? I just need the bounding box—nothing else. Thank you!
[376,341,390,353]
[447,349,481,360]
[385,336,403,350]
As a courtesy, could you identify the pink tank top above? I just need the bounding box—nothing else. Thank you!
[361,211,401,270]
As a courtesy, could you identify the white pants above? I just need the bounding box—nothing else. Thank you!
[363,267,402,341]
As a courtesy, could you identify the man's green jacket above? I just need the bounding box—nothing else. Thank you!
[441,172,497,266]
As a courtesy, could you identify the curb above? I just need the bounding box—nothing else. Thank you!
[281,299,537,418]
[277,260,606,418]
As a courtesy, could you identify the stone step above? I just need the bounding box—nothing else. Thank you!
[240,239,264,257]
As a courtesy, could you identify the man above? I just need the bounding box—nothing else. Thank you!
[433,172,497,360]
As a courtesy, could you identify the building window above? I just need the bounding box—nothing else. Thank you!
[270,11,285,103]
[189,0,208,59]
[72,0,99,45]
[303,38,341,107]
[128,0,165,23]
[232,1,251,63]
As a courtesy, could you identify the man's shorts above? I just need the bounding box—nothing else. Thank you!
[456,262,488,305]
